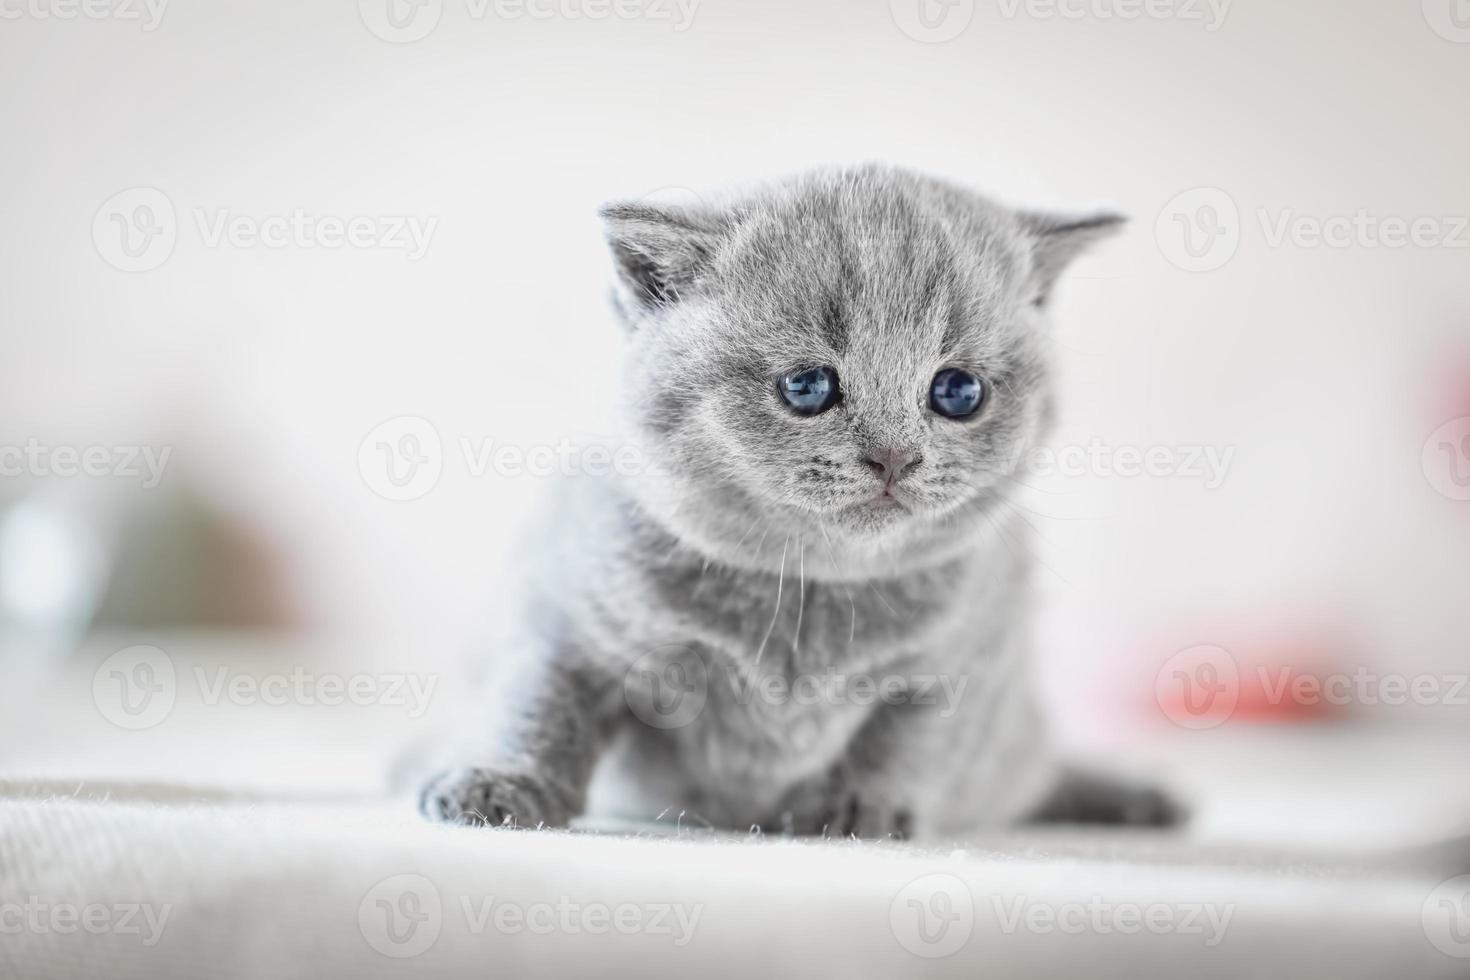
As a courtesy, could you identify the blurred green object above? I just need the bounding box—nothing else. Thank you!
[0,482,297,663]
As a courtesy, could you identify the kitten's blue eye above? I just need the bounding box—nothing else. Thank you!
[930,368,986,419]
[779,366,840,416]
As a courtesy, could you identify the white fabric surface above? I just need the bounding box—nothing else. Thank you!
[0,779,1459,980]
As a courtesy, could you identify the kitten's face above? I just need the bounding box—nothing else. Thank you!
[604,168,1120,570]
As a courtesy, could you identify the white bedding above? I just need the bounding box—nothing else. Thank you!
[0,779,1460,980]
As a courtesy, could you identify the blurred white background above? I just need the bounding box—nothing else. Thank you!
[2,0,1469,777]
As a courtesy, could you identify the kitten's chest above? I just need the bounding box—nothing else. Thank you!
[635,555,968,674]
[621,639,879,808]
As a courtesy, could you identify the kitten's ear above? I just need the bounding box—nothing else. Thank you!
[600,201,726,313]
[1018,210,1127,306]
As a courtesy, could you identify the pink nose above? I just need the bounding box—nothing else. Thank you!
[863,448,920,484]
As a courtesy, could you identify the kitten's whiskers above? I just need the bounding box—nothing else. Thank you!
[792,536,806,659]
[752,535,789,670]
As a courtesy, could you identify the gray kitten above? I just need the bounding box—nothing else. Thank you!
[417,165,1181,838]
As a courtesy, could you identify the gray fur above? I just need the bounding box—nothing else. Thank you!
[417,164,1180,838]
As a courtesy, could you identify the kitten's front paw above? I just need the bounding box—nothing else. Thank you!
[1026,770,1187,828]
[770,775,914,840]
[417,768,571,829]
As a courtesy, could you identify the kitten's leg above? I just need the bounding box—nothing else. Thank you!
[767,629,1053,838]
[418,651,618,829]
[768,760,916,839]
[768,696,992,840]
[923,651,1186,832]
[770,651,1184,837]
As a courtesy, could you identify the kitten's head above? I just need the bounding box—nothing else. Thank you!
[601,166,1121,574]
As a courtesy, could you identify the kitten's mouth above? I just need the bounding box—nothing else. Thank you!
[845,487,910,516]
[869,489,906,509]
